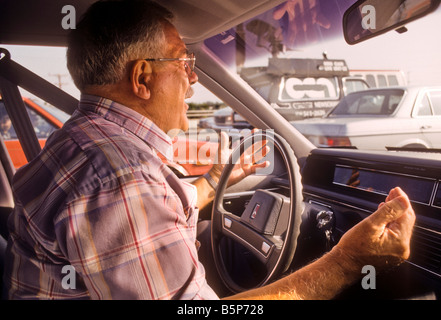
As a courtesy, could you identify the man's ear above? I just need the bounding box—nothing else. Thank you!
[130,60,152,100]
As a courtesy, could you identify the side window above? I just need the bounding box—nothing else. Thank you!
[387,94,402,114]
[344,79,369,95]
[387,75,399,86]
[365,74,377,87]
[428,90,441,115]
[377,75,387,87]
[415,94,432,116]
[345,95,384,114]
[0,100,58,140]
[0,102,17,140]
[358,95,384,114]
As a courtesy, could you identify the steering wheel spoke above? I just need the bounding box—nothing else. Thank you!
[218,210,279,264]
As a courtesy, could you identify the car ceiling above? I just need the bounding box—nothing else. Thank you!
[0,0,286,46]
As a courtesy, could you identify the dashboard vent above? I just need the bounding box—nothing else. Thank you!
[410,227,441,275]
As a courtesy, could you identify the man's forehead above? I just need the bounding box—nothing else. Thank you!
[163,22,188,56]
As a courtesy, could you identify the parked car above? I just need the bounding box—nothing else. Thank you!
[291,86,441,150]
[1,0,441,301]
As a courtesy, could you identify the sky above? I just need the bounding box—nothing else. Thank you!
[2,5,441,104]
[298,7,441,86]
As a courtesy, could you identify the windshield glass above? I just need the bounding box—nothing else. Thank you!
[328,89,404,116]
[204,0,441,151]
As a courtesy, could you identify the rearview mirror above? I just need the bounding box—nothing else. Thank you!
[343,0,441,44]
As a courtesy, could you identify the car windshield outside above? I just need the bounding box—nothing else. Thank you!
[328,89,404,116]
[200,0,441,151]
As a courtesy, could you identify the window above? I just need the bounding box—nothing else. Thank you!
[377,75,387,87]
[329,89,404,116]
[416,94,432,116]
[0,102,16,140]
[429,91,441,115]
[365,75,377,87]
[26,106,57,139]
[357,95,384,114]
[0,100,61,140]
[344,78,369,94]
[387,75,399,86]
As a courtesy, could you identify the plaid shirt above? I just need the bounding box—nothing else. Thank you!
[4,95,218,300]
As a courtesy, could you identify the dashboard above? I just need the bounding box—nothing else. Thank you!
[214,145,441,298]
[300,148,441,299]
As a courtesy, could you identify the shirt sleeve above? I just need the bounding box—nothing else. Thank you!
[55,170,216,300]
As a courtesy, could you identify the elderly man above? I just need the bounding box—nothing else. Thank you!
[3,0,415,300]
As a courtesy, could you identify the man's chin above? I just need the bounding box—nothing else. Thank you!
[181,114,189,132]
[182,121,189,133]
[166,119,189,138]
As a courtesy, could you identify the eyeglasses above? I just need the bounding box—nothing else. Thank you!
[145,53,196,76]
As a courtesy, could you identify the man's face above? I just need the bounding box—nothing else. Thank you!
[147,22,198,135]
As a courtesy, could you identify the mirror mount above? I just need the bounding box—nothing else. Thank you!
[343,0,441,44]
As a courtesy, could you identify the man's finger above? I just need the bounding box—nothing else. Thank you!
[369,195,412,226]
[248,160,270,175]
[216,131,230,164]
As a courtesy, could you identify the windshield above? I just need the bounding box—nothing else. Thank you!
[204,0,441,151]
[328,89,404,116]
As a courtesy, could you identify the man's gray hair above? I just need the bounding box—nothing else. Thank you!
[67,0,173,91]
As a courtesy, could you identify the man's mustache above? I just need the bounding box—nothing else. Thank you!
[185,86,194,99]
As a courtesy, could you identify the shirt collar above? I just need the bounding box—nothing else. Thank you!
[78,94,174,161]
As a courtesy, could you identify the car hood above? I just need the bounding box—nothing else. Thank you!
[290,116,405,136]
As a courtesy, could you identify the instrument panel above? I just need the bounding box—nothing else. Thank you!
[301,148,441,290]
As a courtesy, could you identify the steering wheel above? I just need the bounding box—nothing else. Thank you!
[211,130,303,293]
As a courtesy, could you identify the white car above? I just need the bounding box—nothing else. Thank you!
[291,86,441,150]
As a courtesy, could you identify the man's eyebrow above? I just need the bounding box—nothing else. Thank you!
[177,47,189,57]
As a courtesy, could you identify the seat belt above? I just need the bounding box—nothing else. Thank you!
[0,48,78,115]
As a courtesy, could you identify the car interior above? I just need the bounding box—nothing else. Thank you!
[1,0,441,300]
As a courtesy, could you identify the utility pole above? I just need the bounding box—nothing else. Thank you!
[49,73,69,89]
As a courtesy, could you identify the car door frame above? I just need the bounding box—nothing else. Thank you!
[412,88,441,149]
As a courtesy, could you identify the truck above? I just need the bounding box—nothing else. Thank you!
[199,56,369,131]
